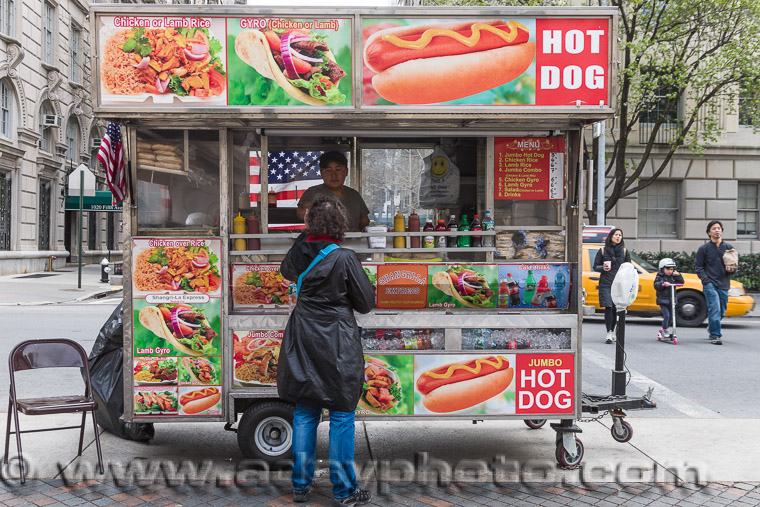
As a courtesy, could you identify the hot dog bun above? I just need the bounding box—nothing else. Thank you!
[363,19,535,104]
[371,43,534,105]
[180,387,220,415]
[421,367,513,413]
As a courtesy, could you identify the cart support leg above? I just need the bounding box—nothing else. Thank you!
[612,310,627,396]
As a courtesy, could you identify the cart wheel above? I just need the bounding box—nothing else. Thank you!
[524,419,547,429]
[555,437,584,467]
[611,420,633,443]
[237,400,294,464]
[672,337,677,345]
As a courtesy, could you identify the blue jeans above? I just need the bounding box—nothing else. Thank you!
[703,282,728,338]
[291,403,357,500]
[660,304,672,329]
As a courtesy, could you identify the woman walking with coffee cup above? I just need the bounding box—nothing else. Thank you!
[593,228,631,343]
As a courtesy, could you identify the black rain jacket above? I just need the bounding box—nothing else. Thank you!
[277,234,375,413]
[592,244,631,308]
[653,271,685,306]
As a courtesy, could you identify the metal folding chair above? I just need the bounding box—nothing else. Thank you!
[4,338,104,483]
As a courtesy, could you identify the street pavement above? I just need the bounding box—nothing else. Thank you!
[0,266,759,505]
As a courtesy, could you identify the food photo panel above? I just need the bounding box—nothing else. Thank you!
[132,239,222,297]
[97,16,227,106]
[233,330,282,387]
[231,264,293,310]
[427,264,498,309]
[134,298,221,357]
[356,355,413,416]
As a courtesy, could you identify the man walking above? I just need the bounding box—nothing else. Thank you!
[695,220,736,345]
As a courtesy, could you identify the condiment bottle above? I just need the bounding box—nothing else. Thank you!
[531,275,549,306]
[446,214,458,248]
[233,213,246,251]
[423,217,435,248]
[470,214,482,247]
[408,210,420,248]
[457,214,470,248]
[435,219,447,248]
[483,210,495,247]
[523,270,536,305]
[507,273,521,307]
[393,210,406,249]
[268,189,277,208]
[246,212,260,250]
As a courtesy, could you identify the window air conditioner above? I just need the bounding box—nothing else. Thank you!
[43,114,62,128]
[90,139,101,150]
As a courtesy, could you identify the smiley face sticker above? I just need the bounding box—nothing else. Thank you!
[431,155,450,178]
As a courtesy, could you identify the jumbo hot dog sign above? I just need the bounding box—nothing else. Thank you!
[362,17,610,107]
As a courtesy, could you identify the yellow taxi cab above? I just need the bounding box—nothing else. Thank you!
[581,230,755,326]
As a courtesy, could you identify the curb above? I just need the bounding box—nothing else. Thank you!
[74,287,123,302]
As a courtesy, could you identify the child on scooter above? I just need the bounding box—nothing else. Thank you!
[653,258,685,339]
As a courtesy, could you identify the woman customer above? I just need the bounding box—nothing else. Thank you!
[593,228,631,344]
[278,194,375,506]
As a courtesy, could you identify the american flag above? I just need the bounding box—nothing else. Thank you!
[97,122,125,203]
[250,150,325,207]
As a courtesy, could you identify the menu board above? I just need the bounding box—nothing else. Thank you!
[494,137,566,200]
[132,238,223,417]
[356,352,574,416]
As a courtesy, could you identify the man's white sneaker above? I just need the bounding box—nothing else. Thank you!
[605,331,616,343]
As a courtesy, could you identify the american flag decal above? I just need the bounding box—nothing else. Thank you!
[249,151,325,208]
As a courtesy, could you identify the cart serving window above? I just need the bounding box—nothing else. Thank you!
[90,4,616,467]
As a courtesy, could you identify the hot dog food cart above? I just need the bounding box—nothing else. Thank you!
[90,4,617,467]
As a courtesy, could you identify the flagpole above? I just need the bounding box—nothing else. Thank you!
[78,170,83,289]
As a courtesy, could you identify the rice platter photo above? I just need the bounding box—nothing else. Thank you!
[133,245,221,294]
[233,269,291,307]
[101,24,226,102]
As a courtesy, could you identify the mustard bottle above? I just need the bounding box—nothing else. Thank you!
[393,210,406,249]
[233,212,247,251]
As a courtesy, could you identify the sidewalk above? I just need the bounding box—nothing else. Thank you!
[0,264,122,306]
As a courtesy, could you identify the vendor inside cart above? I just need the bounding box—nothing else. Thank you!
[296,151,370,231]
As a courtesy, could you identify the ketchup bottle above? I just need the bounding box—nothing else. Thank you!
[408,210,420,248]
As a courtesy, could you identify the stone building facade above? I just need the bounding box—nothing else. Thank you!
[0,0,121,275]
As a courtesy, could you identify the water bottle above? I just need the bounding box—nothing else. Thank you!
[483,210,495,247]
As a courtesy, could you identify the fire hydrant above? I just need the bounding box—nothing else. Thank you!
[100,258,110,283]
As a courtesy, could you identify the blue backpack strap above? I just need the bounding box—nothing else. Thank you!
[296,243,340,296]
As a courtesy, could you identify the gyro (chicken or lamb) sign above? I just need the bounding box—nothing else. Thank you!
[92,8,614,110]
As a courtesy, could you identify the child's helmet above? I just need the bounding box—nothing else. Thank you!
[659,258,676,270]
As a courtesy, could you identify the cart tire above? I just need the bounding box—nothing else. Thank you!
[672,337,677,345]
[675,291,707,327]
[611,420,633,443]
[555,438,584,468]
[237,400,294,464]
[524,419,547,429]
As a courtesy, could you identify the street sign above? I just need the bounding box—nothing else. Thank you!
[65,191,122,211]
[67,164,96,197]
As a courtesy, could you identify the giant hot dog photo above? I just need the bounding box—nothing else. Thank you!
[414,355,515,414]
[363,18,536,105]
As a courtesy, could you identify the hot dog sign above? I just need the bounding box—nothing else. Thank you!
[362,17,610,107]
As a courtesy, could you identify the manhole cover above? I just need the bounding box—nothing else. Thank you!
[14,273,60,279]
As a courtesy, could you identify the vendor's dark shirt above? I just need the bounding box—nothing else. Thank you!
[695,240,733,290]
[299,184,369,232]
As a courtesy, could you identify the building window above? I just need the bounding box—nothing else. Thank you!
[38,179,52,250]
[1,0,14,37]
[739,86,757,127]
[1,79,13,138]
[70,24,81,82]
[637,180,680,237]
[738,183,758,238]
[43,1,54,65]
[87,211,97,250]
[0,171,10,250]
[39,102,54,153]
[66,117,78,162]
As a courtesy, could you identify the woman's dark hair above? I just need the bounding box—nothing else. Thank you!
[318,151,348,169]
[305,194,348,241]
[604,228,625,249]
[706,220,723,234]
